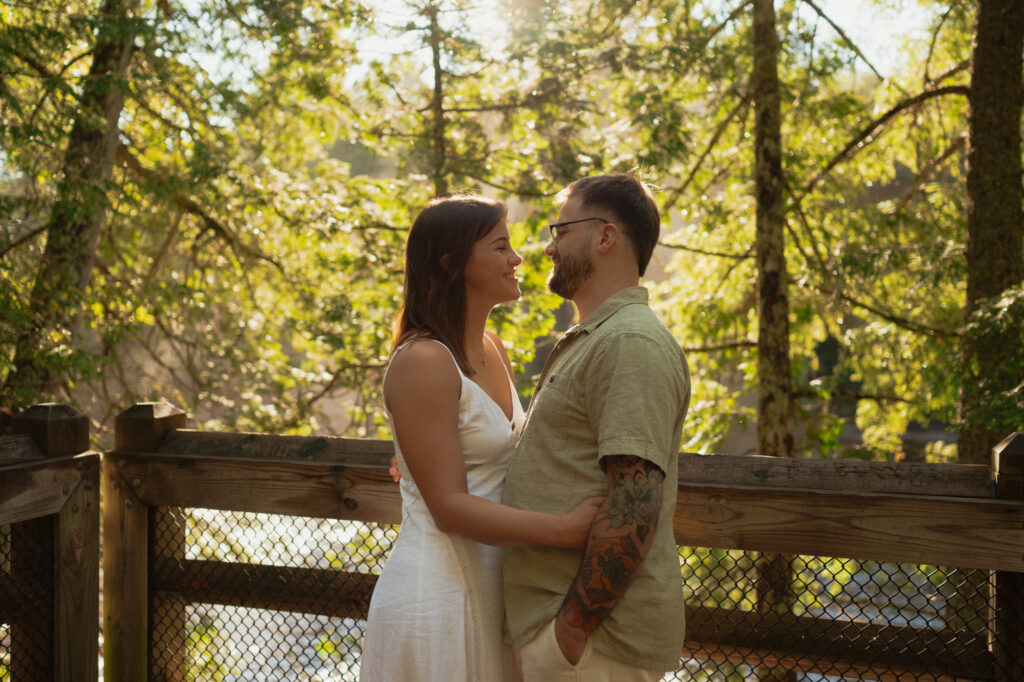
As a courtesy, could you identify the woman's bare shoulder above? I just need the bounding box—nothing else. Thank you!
[386,339,459,392]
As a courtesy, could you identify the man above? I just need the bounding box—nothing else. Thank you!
[502,172,691,681]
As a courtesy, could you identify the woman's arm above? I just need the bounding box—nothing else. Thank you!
[386,341,600,549]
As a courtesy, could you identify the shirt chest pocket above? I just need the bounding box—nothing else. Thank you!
[528,372,581,452]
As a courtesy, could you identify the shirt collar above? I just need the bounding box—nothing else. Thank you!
[565,286,649,337]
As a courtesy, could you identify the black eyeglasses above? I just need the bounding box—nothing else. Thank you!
[547,217,608,240]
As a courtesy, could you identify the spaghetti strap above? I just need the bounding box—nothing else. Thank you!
[484,333,515,388]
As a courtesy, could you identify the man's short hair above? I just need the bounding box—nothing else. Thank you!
[563,173,660,276]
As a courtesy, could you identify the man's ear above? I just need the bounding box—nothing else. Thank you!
[595,222,619,254]
[440,253,452,273]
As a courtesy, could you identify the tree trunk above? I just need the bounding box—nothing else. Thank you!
[957,0,1024,465]
[948,0,1023,641]
[2,0,139,407]
[752,1,796,679]
[753,0,793,459]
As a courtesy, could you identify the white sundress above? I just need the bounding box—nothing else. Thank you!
[359,338,526,682]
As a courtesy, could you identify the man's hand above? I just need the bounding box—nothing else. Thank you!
[554,615,588,665]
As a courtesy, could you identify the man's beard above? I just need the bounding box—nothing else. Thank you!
[548,248,593,299]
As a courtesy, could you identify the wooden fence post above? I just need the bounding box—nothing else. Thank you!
[11,403,88,457]
[9,403,96,682]
[104,402,187,682]
[991,432,1024,682]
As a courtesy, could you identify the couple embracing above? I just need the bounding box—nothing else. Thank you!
[359,173,691,682]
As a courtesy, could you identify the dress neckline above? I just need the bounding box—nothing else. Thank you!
[464,372,518,425]
[396,337,518,424]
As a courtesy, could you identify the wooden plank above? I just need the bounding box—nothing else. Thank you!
[0,434,43,464]
[55,453,100,682]
[156,430,394,466]
[0,457,86,526]
[683,640,984,682]
[674,483,1024,571]
[678,452,992,498]
[684,604,988,678]
[102,454,149,682]
[114,453,402,525]
[150,558,378,620]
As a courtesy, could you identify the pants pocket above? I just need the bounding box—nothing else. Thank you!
[544,619,592,671]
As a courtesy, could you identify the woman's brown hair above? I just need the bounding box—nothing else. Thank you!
[392,195,508,376]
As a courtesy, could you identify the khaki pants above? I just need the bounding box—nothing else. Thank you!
[517,619,664,682]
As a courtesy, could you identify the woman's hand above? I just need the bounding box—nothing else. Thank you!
[561,496,605,550]
[389,455,401,482]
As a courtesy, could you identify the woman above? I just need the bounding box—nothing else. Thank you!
[359,196,601,682]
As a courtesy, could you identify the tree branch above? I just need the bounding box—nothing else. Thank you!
[795,386,909,403]
[683,339,757,353]
[0,219,48,258]
[895,132,967,212]
[926,58,970,89]
[465,174,552,198]
[116,144,286,274]
[657,240,753,260]
[923,0,969,85]
[800,0,886,83]
[801,85,970,197]
[840,292,957,338]
[663,87,751,214]
[444,101,525,114]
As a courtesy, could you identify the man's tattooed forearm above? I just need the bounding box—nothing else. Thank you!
[558,455,665,634]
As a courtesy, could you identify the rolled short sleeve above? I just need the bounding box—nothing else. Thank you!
[583,331,687,473]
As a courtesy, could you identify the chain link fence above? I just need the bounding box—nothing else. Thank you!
[674,548,996,681]
[150,508,397,681]
[146,508,1012,681]
[1,519,55,681]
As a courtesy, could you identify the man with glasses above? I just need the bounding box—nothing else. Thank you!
[503,172,691,681]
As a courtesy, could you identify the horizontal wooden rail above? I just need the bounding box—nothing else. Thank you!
[151,559,377,620]
[109,449,401,524]
[0,433,43,462]
[684,641,977,682]
[107,431,1024,572]
[674,483,1024,571]
[0,455,97,526]
[158,429,395,464]
[679,452,993,498]
[685,604,988,679]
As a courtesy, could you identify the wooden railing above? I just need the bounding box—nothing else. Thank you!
[99,401,1024,682]
[674,438,1024,680]
[3,401,1021,681]
[0,404,100,681]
